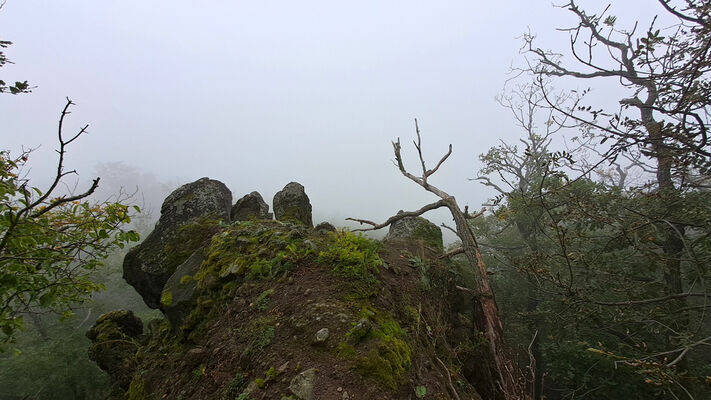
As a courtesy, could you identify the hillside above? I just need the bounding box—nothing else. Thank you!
[86,178,495,400]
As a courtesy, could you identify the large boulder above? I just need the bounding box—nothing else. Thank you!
[231,191,271,221]
[273,182,313,227]
[87,310,143,390]
[384,213,443,250]
[123,177,231,309]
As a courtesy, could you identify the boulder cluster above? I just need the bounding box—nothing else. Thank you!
[122,179,316,314]
[121,177,443,318]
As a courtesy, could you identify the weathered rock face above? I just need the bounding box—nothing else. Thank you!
[87,310,144,390]
[273,182,313,227]
[384,213,443,250]
[160,249,205,327]
[231,191,271,221]
[123,177,231,308]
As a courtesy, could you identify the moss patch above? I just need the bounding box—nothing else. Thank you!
[241,316,276,356]
[411,218,443,250]
[318,231,382,281]
[160,290,173,307]
[162,217,221,273]
[126,375,148,400]
[340,307,412,389]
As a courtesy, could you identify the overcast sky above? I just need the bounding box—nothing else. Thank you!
[1,0,666,240]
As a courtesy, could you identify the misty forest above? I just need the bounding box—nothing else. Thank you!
[1,1,711,399]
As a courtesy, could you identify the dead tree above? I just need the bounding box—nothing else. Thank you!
[348,120,529,400]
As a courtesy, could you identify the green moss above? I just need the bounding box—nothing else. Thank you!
[279,206,311,226]
[162,217,221,273]
[254,289,274,310]
[179,275,192,286]
[356,335,411,389]
[160,290,173,307]
[127,375,148,400]
[337,342,356,357]
[254,378,265,388]
[318,231,382,281]
[221,375,246,400]
[411,218,443,250]
[242,316,276,356]
[195,221,312,285]
[343,307,412,389]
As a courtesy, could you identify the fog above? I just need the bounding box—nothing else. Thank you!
[0,0,664,242]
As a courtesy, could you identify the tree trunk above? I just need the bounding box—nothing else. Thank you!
[447,196,524,399]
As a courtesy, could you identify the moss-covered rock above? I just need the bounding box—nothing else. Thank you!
[384,213,443,250]
[123,178,231,308]
[273,182,313,227]
[86,310,144,391]
[161,249,206,327]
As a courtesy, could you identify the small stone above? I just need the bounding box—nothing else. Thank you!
[313,328,330,343]
[184,347,205,368]
[342,391,350,400]
[304,288,312,296]
[337,387,343,392]
[244,380,258,395]
[278,361,290,374]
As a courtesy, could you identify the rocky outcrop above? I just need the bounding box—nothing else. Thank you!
[273,182,313,227]
[384,213,443,250]
[123,178,231,308]
[231,191,271,221]
[87,310,144,390]
[96,180,494,400]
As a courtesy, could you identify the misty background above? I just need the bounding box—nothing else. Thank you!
[0,0,663,241]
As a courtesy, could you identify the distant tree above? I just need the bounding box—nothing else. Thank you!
[0,98,140,345]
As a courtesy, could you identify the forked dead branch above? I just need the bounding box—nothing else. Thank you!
[347,120,531,400]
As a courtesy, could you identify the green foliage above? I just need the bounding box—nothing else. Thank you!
[0,148,140,344]
[318,231,382,281]
[0,313,111,399]
[221,375,246,400]
[414,385,427,398]
[342,307,412,389]
[410,220,443,250]
[127,375,148,400]
[241,316,275,356]
[254,288,274,311]
[478,160,711,397]
[0,40,31,95]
